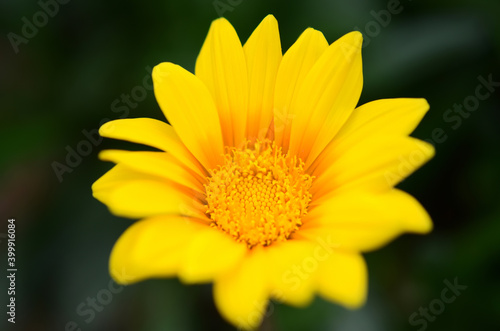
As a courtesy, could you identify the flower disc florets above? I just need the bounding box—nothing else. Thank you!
[205,140,313,248]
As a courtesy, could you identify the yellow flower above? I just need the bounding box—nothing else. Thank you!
[93,14,434,330]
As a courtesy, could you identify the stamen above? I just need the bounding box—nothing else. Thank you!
[205,140,313,248]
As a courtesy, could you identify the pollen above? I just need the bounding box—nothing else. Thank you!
[205,140,313,248]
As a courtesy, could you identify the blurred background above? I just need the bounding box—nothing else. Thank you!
[1,0,499,330]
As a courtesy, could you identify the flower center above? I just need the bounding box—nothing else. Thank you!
[205,140,313,248]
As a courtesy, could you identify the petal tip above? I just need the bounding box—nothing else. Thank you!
[262,14,278,25]
[421,219,434,234]
[301,27,323,38]
[97,149,113,161]
[109,259,138,285]
[347,30,363,48]
[152,62,178,84]
[413,97,430,113]
[99,121,115,137]
[211,16,233,30]
[420,140,436,159]
[344,294,367,310]
[410,210,434,234]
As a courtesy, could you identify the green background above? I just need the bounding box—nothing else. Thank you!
[1,0,499,330]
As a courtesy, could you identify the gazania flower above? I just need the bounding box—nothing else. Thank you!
[93,14,434,329]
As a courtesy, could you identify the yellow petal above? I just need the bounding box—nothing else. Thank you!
[153,63,225,170]
[179,228,247,283]
[311,135,434,199]
[287,31,363,165]
[243,15,282,140]
[273,28,328,150]
[99,150,205,192]
[265,240,318,307]
[109,215,207,284]
[92,165,206,219]
[195,17,248,147]
[213,247,269,330]
[336,98,430,140]
[99,118,204,176]
[316,250,367,308]
[309,98,430,177]
[299,189,433,252]
[92,163,158,193]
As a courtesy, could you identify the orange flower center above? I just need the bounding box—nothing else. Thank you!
[205,140,313,248]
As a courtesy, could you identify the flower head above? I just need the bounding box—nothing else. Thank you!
[93,15,434,329]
